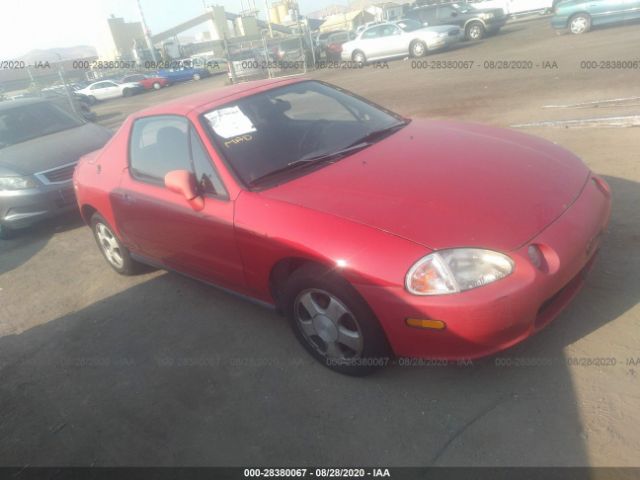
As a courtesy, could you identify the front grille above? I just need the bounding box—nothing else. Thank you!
[40,163,76,184]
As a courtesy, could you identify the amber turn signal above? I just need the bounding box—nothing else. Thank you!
[405,318,446,330]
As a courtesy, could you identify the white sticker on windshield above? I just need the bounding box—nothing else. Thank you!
[205,106,256,139]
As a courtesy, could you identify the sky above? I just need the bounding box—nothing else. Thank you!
[0,0,349,59]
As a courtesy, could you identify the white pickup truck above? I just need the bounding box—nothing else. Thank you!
[469,0,554,16]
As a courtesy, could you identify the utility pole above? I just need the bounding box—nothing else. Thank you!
[136,0,158,63]
[264,0,274,38]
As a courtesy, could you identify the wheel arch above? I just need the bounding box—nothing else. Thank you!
[269,256,335,312]
[464,18,487,29]
[80,204,98,225]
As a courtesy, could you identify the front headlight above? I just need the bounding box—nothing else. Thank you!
[0,176,37,191]
[406,248,514,295]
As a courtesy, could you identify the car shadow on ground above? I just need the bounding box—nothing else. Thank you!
[0,175,636,466]
[0,212,84,276]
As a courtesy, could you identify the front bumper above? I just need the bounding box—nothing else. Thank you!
[357,175,611,360]
[0,181,77,230]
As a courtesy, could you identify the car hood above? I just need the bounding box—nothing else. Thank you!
[0,122,113,176]
[260,119,590,252]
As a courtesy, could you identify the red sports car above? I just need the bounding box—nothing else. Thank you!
[121,74,170,90]
[73,78,611,375]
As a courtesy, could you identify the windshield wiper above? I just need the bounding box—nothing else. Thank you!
[249,142,370,187]
[345,121,409,148]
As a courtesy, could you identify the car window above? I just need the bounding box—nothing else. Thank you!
[189,127,226,197]
[437,5,458,19]
[90,82,107,90]
[362,26,385,39]
[0,102,84,149]
[129,116,192,184]
[130,115,227,195]
[380,25,402,36]
[201,80,405,186]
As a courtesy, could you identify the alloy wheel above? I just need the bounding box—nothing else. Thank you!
[570,16,588,34]
[294,289,364,360]
[95,222,124,269]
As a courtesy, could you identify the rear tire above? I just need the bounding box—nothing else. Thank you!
[283,264,391,376]
[90,213,139,275]
[352,50,366,66]
[569,13,591,34]
[466,21,485,40]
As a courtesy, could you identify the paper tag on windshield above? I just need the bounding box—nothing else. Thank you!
[205,106,256,139]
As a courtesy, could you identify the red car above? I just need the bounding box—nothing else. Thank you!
[121,74,170,90]
[74,78,611,375]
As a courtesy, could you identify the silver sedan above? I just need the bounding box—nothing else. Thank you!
[341,19,462,63]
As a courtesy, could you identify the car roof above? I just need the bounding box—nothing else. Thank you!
[0,98,49,111]
[132,76,309,118]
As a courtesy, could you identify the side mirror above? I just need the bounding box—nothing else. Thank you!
[164,170,204,211]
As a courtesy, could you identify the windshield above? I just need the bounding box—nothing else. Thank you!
[201,81,406,187]
[396,18,423,31]
[0,102,84,149]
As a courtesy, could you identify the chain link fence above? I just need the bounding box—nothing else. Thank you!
[225,32,311,84]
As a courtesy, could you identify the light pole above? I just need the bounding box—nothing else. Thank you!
[264,0,274,38]
[136,0,158,63]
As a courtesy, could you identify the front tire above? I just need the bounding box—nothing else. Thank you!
[466,21,485,40]
[410,40,428,58]
[569,13,591,34]
[153,82,161,90]
[283,264,391,376]
[90,213,139,275]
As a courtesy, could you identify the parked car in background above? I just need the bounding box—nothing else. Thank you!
[407,3,507,40]
[76,80,144,104]
[355,21,386,35]
[5,88,97,122]
[121,74,170,90]
[315,30,347,59]
[551,0,640,34]
[341,20,463,63]
[227,49,267,83]
[189,54,229,75]
[74,78,611,375]
[0,99,112,238]
[324,31,356,61]
[271,37,312,65]
[157,65,211,83]
[469,0,555,16]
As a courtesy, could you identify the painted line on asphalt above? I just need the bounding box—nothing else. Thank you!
[512,115,640,128]
[543,97,640,109]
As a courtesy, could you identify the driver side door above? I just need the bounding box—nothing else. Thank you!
[113,114,246,290]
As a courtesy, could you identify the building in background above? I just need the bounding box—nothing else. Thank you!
[366,2,406,21]
[95,15,146,61]
[319,10,375,32]
[269,0,299,24]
